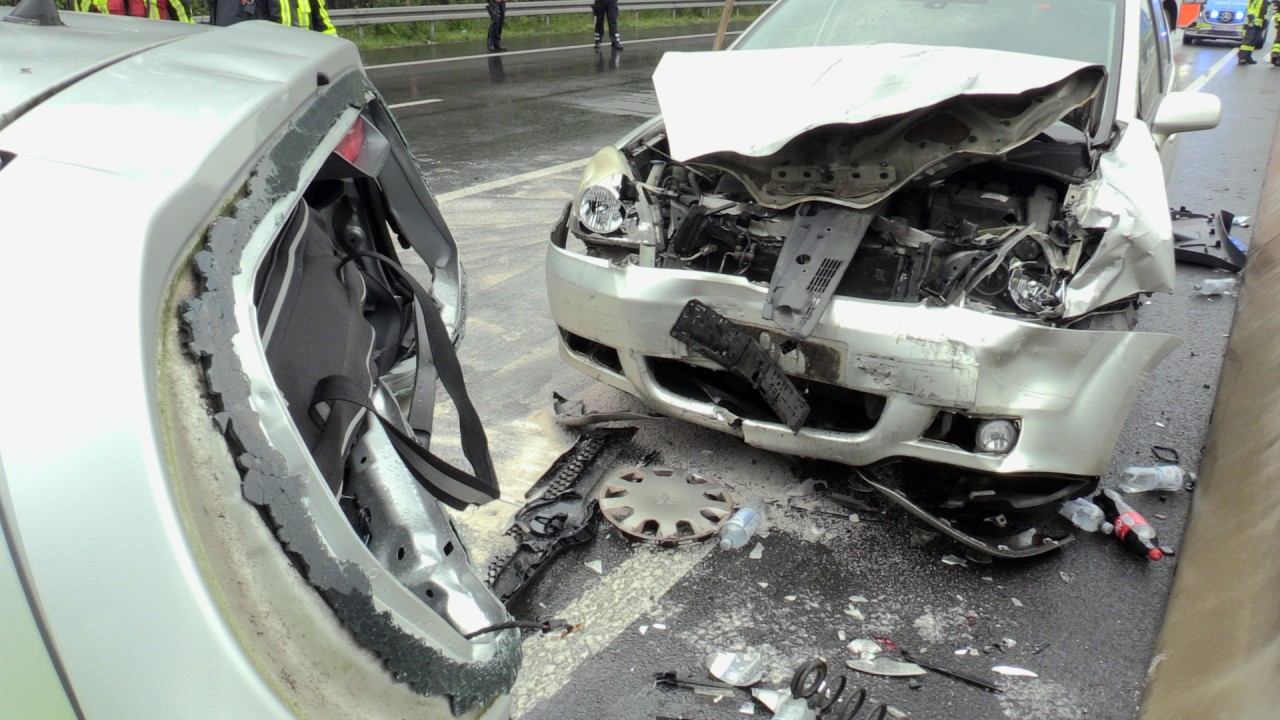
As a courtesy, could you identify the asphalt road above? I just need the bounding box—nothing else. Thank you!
[364,29,1278,720]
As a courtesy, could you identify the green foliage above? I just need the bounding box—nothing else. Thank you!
[338,5,765,50]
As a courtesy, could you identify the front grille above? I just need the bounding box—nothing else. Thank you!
[648,358,883,433]
[807,257,844,294]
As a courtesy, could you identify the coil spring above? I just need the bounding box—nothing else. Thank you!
[790,658,891,720]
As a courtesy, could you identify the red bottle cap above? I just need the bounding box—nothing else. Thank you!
[1148,548,1164,561]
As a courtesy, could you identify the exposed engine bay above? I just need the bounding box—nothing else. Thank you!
[553,47,1188,556]
[574,125,1136,339]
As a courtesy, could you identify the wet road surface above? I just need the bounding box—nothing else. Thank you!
[365,29,1277,720]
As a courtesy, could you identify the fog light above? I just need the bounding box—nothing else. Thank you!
[976,420,1018,454]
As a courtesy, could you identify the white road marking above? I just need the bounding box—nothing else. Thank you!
[388,98,443,109]
[364,31,743,71]
[436,157,589,203]
[510,542,712,714]
[1186,48,1237,93]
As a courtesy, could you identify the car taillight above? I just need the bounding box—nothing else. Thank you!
[335,117,367,164]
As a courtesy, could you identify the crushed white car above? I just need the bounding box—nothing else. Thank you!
[547,0,1220,556]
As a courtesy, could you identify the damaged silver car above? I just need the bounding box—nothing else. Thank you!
[547,0,1220,556]
[1,3,515,717]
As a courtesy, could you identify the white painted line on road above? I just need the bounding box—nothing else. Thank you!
[1187,48,1237,93]
[388,97,443,109]
[511,542,712,714]
[365,31,742,71]
[437,157,589,203]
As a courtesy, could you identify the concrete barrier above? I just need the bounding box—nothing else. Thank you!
[1139,120,1280,717]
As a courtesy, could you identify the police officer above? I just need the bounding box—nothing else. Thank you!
[1239,0,1270,64]
[487,0,507,53]
[593,0,622,51]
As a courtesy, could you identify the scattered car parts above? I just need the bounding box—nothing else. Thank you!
[486,427,638,603]
[1171,207,1247,272]
[791,657,910,719]
[597,466,735,542]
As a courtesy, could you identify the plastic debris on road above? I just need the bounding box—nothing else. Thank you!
[584,559,604,575]
[992,665,1039,678]
[941,554,968,566]
[748,542,764,560]
[802,524,825,543]
[873,637,899,652]
[846,656,927,677]
[749,687,787,713]
[848,638,883,658]
[908,528,939,547]
[706,649,766,687]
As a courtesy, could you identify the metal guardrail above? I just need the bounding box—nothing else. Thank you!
[327,0,773,28]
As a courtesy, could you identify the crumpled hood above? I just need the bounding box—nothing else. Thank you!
[652,45,1105,209]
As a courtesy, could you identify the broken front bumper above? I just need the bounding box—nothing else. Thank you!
[547,228,1180,479]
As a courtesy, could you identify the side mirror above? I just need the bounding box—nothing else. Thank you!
[1152,91,1221,135]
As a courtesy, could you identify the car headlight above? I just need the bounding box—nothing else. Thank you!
[578,177,625,234]
[1007,262,1062,315]
[1208,9,1219,19]
[573,146,662,249]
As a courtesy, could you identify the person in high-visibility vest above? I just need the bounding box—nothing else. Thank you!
[1239,0,1270,64]
[263,0,338,34]
[1267,1,1280,65]
[76,0,192,22]
[207,0,334,34]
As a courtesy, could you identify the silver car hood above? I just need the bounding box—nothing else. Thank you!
[652,45,1105,209]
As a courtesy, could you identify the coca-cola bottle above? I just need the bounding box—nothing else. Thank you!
[1093,488,1164,561]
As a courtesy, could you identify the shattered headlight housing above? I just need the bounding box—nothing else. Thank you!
[1007,262,1064,315]
[572,147,659,248]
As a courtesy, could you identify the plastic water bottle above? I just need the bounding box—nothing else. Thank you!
[1059,497,1105,532]
[719,500,766,550]
[1093,489,1164,561]
[1194,277,1238,296]
[1118,465,1194,494]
